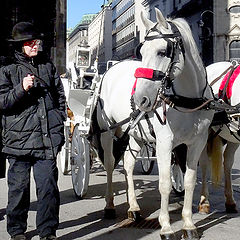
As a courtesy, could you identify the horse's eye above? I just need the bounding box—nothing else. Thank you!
[157,51,166,57]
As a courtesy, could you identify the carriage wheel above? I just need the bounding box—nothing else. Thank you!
[71,124,90,198]
[140,144,155,175]
[58,125,71,175]
[171,145,187,196]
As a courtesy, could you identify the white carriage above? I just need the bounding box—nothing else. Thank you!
[58,46,185,199]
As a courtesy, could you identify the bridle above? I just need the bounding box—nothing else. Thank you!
[132,22,185,110]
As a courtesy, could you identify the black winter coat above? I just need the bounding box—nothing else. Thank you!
[0,51,66,159]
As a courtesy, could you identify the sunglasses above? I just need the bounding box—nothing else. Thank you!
[23,39,41,48]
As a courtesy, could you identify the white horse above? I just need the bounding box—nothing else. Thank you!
[199,61,240,214]
[96,8,214,239]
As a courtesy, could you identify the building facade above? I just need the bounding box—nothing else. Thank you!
[112,0,240,65]
[214,0,240,62]
[111,0,213,63]
[88,5,113,65]
[112,0,136,59]
[67,14,96,66]
[66,0,240,71]
[141,0,214,65]
[67,3,112,72]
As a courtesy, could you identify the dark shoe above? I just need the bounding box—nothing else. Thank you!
[40,235,57,240]
[10,234,26,240]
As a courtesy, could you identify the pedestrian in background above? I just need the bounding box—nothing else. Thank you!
[0,22,66,240]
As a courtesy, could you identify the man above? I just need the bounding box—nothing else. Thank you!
[0,22,66,240]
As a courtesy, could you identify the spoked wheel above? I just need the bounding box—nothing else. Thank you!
[71,124,90,198]
[140,144,155,175]
[58,125,71,175]
[171,144,187,196]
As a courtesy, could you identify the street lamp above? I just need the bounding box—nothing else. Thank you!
[199,10,214,65]
[199,10,214,27]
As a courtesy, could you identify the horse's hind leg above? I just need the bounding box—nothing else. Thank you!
[124,137,142,221]
[198,145,210,214]
[223,142,238,213]
[101,131,116,218]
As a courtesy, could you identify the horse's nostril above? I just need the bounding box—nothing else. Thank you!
[140,96,150,108]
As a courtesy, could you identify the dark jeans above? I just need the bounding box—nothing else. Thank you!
[6,155,60,238]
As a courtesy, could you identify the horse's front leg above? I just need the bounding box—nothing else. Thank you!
[101,131,116,218]
[223,142,238,213]
[198,145,210,214]
[124,137,142,221]
[156,140,174,238]
[182,142,204,240]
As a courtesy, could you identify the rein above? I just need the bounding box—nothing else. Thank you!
[157,92,214,113]
[209,65,234,87]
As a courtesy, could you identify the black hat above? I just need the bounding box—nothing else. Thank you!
[8,22,43,42]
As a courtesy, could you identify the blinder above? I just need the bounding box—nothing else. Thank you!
[134,39,175,60]
[134,42,143,60]
[166,39,174,59]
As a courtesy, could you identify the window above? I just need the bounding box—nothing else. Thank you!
[229,5,240,13]
[229,40,240,61]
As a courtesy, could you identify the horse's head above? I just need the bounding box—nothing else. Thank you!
[133,8,185,112]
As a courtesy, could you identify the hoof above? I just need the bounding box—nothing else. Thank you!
[127,211,143,222]
[225,203,238,213]
[181,229,199,240]
[160,233,176,240]
[104,208,116,219]
[198,203,210,214]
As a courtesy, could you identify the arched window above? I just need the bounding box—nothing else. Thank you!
[229,5,240,13]
[229,40,240,61]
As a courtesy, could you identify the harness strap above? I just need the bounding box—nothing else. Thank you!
[145,114,155,138]
[208,128,222,142]
[209,65,234,87]
[158,93,213,112]
[154,104,166,125]
[98,97,141,133]
[219,66,235,103]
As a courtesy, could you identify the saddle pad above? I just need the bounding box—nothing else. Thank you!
[219,64,240,99]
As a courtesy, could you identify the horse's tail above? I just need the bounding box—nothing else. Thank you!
[207,133,223,186]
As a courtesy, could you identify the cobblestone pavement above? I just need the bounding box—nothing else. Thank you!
[0,158,240,240]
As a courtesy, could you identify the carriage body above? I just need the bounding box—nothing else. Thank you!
[58,58,103,197]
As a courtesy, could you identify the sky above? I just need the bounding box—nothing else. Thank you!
[67,0,106,29]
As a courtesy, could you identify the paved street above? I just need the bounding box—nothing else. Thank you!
[1,152,240,240]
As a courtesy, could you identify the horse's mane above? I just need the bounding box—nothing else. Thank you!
[170,18,205,76]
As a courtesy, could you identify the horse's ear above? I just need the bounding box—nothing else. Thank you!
[140,11,154,31]
[155,8,168,29]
